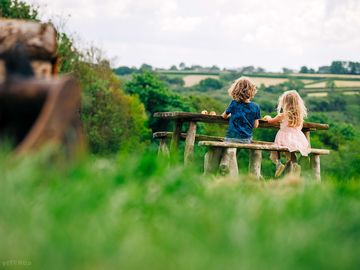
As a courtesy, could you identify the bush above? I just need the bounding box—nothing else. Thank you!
[198,78,223,91]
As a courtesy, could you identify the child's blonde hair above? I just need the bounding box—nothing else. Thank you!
[277,90,307,127]
[228,77,257,102]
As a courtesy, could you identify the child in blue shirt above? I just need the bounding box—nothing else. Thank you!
[222,77,260,143]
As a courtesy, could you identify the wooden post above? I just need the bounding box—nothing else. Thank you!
[204,147,223,174]
[304,130,311,146]
[158,138,170,157]
[219,149,230,175]
[219,148,238,177]
[310,154,321,182]
[249,150,262,179]
[184,121,197,165]
[170,120,182,153]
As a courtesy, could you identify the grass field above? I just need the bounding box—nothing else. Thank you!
[183,75,219,87]
[157,71,360,90]
[1,151,360,270]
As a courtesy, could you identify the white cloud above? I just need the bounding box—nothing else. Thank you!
[27,0,360,71]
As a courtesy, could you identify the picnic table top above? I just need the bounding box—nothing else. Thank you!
[153,112,329,131]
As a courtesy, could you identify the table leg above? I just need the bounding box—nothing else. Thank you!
[249,150,262,179]
[310,154,321,182]
[184,121,197,164]
[170,120,183,153]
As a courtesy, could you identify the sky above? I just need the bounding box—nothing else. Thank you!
[27,0,360,71]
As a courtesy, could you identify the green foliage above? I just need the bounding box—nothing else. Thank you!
[307,94,346,112]
[113,66,136,76]
[198,78,223,91]
[125,71,191,131]
[55,32,150,154]
[280,78,304,91]
[0,0,38,20]
[159,75,185,86]
[1,152,360,269]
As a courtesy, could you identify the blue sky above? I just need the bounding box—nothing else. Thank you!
[29,0,360,71]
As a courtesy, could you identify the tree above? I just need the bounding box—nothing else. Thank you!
[241,66,255,74]
[282,67,293,74]
[125,71,191,131]
[0,0,39,20]
[209,65,220,72]
[113,66,136,76]
[169,65,178,71]
[140,63,153,71]
[198,78,223,91]
[255,67,266,73]
[318,66,331,74]
[179,62,186,70]
[300,66,309,73]
[330,61,347,74]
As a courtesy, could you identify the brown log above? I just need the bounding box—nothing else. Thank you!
[184,121,197,165]
[249,150,262,179]
[0,60,4,82]
[0,76,83,155]
[204,147,223,174]
[0,19,57,60]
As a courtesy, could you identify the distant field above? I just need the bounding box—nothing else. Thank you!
[156,71,360,96]
[183,75,219,87]
[334,80,360,87]
[291,73,360,79]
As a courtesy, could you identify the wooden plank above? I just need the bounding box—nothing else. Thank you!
[153,112,329,131]
[184,121,197,165]
[249,150,262,179]
[153,132,274,145]
[0,19,57,60]
[198,141,330,155]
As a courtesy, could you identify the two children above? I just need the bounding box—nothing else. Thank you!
[222,77,310,177]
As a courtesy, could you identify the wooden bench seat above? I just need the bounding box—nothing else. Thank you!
[198,141,330,181]
[153,131,273,156]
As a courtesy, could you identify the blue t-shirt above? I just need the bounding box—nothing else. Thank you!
[225,100,261,139]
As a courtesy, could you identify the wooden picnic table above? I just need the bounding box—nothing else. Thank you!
[153,111,329,164]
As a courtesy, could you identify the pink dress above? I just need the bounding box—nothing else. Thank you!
[273,118,310,156]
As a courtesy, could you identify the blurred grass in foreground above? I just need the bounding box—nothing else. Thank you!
[0,150,359,270]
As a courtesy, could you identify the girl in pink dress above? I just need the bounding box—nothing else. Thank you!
[264,90,310,177]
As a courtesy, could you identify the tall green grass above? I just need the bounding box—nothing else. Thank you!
[1,151,359,270]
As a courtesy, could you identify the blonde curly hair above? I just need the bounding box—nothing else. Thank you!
[228,77,257,102]
[277,90,307,127]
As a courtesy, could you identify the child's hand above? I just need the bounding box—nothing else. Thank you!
[221,112,229,119]
[262,115,272,121]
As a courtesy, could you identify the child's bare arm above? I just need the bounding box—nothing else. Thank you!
[222,112,230,119]
[266,114,284,124]
[254,119,259,128]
